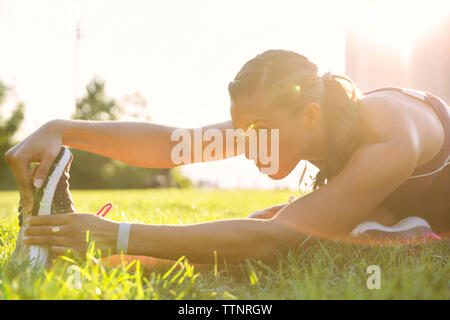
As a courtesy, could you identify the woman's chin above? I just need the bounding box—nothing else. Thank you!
[267,172,288,180]
[260,167,290,180]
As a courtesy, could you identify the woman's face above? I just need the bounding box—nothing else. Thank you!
[230,94,324,180]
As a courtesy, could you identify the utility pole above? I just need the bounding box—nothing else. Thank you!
[74,15,85,109]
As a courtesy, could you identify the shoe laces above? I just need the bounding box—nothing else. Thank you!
[96,203,113,217]
[422,231,442,243]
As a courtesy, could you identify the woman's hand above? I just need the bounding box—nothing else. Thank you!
[22,213,119,257]
[247,208,278,219]
[247,196,295,220]
[4,120,65,213]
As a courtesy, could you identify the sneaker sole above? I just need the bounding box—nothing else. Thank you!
[351,216,433,242]
[29,147,72,267]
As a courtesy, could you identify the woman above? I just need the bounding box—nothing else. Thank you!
[5,50,449,265]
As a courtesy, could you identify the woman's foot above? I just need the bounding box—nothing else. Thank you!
[351,216,441,244]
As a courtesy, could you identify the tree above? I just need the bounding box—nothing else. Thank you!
[69,77,184,189]
[72,78,122,121]
[0,81,25,189]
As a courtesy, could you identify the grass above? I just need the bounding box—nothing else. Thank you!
[0,189,449,299]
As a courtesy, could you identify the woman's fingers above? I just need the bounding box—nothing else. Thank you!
[5,151,34,213]
[27,213,73,226]
[22,213,116,255]
[32,152,58,188]
[23,224,70,237]
[22,235,71,247]
[29,164,38,180]
[248,210,272,219]
[4,121,64,214]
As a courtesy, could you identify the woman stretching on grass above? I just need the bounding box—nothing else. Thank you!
[5,50,449,265]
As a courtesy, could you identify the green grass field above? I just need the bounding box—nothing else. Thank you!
[0,189,448,299]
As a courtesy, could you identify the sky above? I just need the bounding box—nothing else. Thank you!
[1,0,449,190]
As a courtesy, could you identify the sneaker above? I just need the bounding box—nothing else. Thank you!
[13,147,76,267]
[351,216,441,244]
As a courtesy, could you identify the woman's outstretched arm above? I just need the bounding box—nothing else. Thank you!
[5,119,238,213]
[59,119,237,167]
[23,213,307,264]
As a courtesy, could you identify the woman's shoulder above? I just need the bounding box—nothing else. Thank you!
[358,89,445,168]
[358,90,417,144]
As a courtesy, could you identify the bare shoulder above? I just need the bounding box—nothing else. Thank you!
[358,92,419,145]
[358,90,446,167]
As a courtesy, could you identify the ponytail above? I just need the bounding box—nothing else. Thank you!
[312,73,362,190]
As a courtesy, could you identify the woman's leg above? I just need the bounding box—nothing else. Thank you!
[365,204,398,226]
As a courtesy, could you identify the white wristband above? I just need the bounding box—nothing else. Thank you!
[116,222,132,254]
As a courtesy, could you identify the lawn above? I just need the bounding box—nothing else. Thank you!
[0,189,448,299]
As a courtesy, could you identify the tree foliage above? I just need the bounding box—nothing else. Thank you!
[69,78,182,189]
[0,77,190,190]
[0,81,24,189]
[72,79,122,121]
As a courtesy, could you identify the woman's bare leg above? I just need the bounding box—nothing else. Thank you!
[366,204,398,226]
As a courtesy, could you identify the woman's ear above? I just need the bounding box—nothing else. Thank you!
[302,103,322,129]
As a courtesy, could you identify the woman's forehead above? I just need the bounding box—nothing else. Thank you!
[230,95,273,127]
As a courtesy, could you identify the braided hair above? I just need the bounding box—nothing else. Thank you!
[228,50,362,191]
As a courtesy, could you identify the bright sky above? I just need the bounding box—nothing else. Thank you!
[1,0,449,190]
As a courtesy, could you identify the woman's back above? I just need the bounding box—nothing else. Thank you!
[359,87,450,232]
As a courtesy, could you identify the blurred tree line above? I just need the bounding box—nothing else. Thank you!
[0,78,192,190]
[0,81,24,189]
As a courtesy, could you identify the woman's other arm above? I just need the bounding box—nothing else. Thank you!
[5,119,239,213]
[59,119,238,168]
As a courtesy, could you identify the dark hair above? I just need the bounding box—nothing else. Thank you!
[228,49,362,190]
